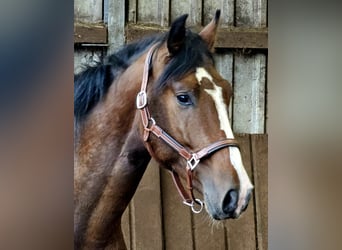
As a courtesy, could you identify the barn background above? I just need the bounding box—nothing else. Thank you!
[74,0,267,249]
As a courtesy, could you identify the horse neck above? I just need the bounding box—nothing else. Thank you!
[74,53,152,249]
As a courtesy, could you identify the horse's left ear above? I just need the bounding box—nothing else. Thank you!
[199,10,221,50]
[167,14,188,55]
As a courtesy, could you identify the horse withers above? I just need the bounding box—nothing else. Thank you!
[74,10,253,249]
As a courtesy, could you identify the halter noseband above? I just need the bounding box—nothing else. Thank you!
[136,44,240,213]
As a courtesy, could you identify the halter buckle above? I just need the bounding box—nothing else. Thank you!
[187,154,200,171]
[136,91,147,109]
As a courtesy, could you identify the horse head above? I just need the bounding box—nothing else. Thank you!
[137,10,254,220]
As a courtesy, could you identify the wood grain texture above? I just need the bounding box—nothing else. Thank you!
[131,160,163,250]
[193,203,227,250]
[74,0,102,23]
[233,0,267,133]
[235,0,267,27]
[121,207,131,250]
[107,0,125,54]
[74,23,107,44]
[203,0,234,27]
[251,134,268,250]
[125,24,268,48]
[161,169,194,250]
[171,0,202,25]
[233,53,266,133]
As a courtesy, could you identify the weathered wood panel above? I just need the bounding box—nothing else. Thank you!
[122,207,131,250]
[137,0,160,24]
[216,28,268,49]
[130,160,163,250]
[233,54,266,133]
[235,0,267,27]
[233,0,267,133]
[171,0,202,25]
[125,25,268,49]
[161,170,194,250]
[74,0,102,23]
[107,0,125,53]
[135,0,170,26]
[193,196,227,250]
[74,23,107,44]
[203,0,234,26]
[251,134,268,250]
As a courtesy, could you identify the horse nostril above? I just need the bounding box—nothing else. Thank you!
[222,189,239,215]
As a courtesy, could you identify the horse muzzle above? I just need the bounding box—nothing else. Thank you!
[207,187,253,220]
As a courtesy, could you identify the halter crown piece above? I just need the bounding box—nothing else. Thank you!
[136,44,240,213]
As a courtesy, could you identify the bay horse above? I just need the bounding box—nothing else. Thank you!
[74,10,253,249]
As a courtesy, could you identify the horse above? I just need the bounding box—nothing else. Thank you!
[74,10,253,249]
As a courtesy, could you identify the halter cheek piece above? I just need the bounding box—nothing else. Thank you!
[136,44,239,214]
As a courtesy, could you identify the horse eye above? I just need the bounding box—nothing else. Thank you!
[176,94,192,106]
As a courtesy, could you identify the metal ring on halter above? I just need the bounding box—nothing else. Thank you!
[191,199,204,214]
[145,117,156,131]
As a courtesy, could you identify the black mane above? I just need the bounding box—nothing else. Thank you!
[74,35,163,122]
[74,29,213,122]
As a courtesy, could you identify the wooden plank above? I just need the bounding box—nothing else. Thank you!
[125,24,168,44]
[225,134,257,250]
[233,0,267,134]
[74,23,107,44]
[203,0,234,27]
[171,0,202,26]
[74,25,267,49]
[160,0,170,27]
[136,0,169,26]
[251,134,268,250]
[121,206,131,250]
[233,53,266,133]
[74,0,103,23]
[235,0,267,27]
[216,28,268,49]
[161,168,194,250]
[107,0,125,54]
[137,0,160,24]
[128,0,137,23]
[125,24,268,49]
[193,192,227,250]
[130,160,163,250]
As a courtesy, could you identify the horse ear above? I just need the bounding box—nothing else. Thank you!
[167,14,188,55]
[199,9,221,50]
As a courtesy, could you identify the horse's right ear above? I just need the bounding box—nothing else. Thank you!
[167,14,188,56]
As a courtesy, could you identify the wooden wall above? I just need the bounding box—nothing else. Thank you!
[74,1,268,249]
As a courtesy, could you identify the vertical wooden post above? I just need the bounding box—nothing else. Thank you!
[251,134,268,250]
[130,160,163,250]
[233,0,267,134]
[107,0,125,54]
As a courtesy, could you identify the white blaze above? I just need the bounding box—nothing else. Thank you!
[195,67,253,214]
